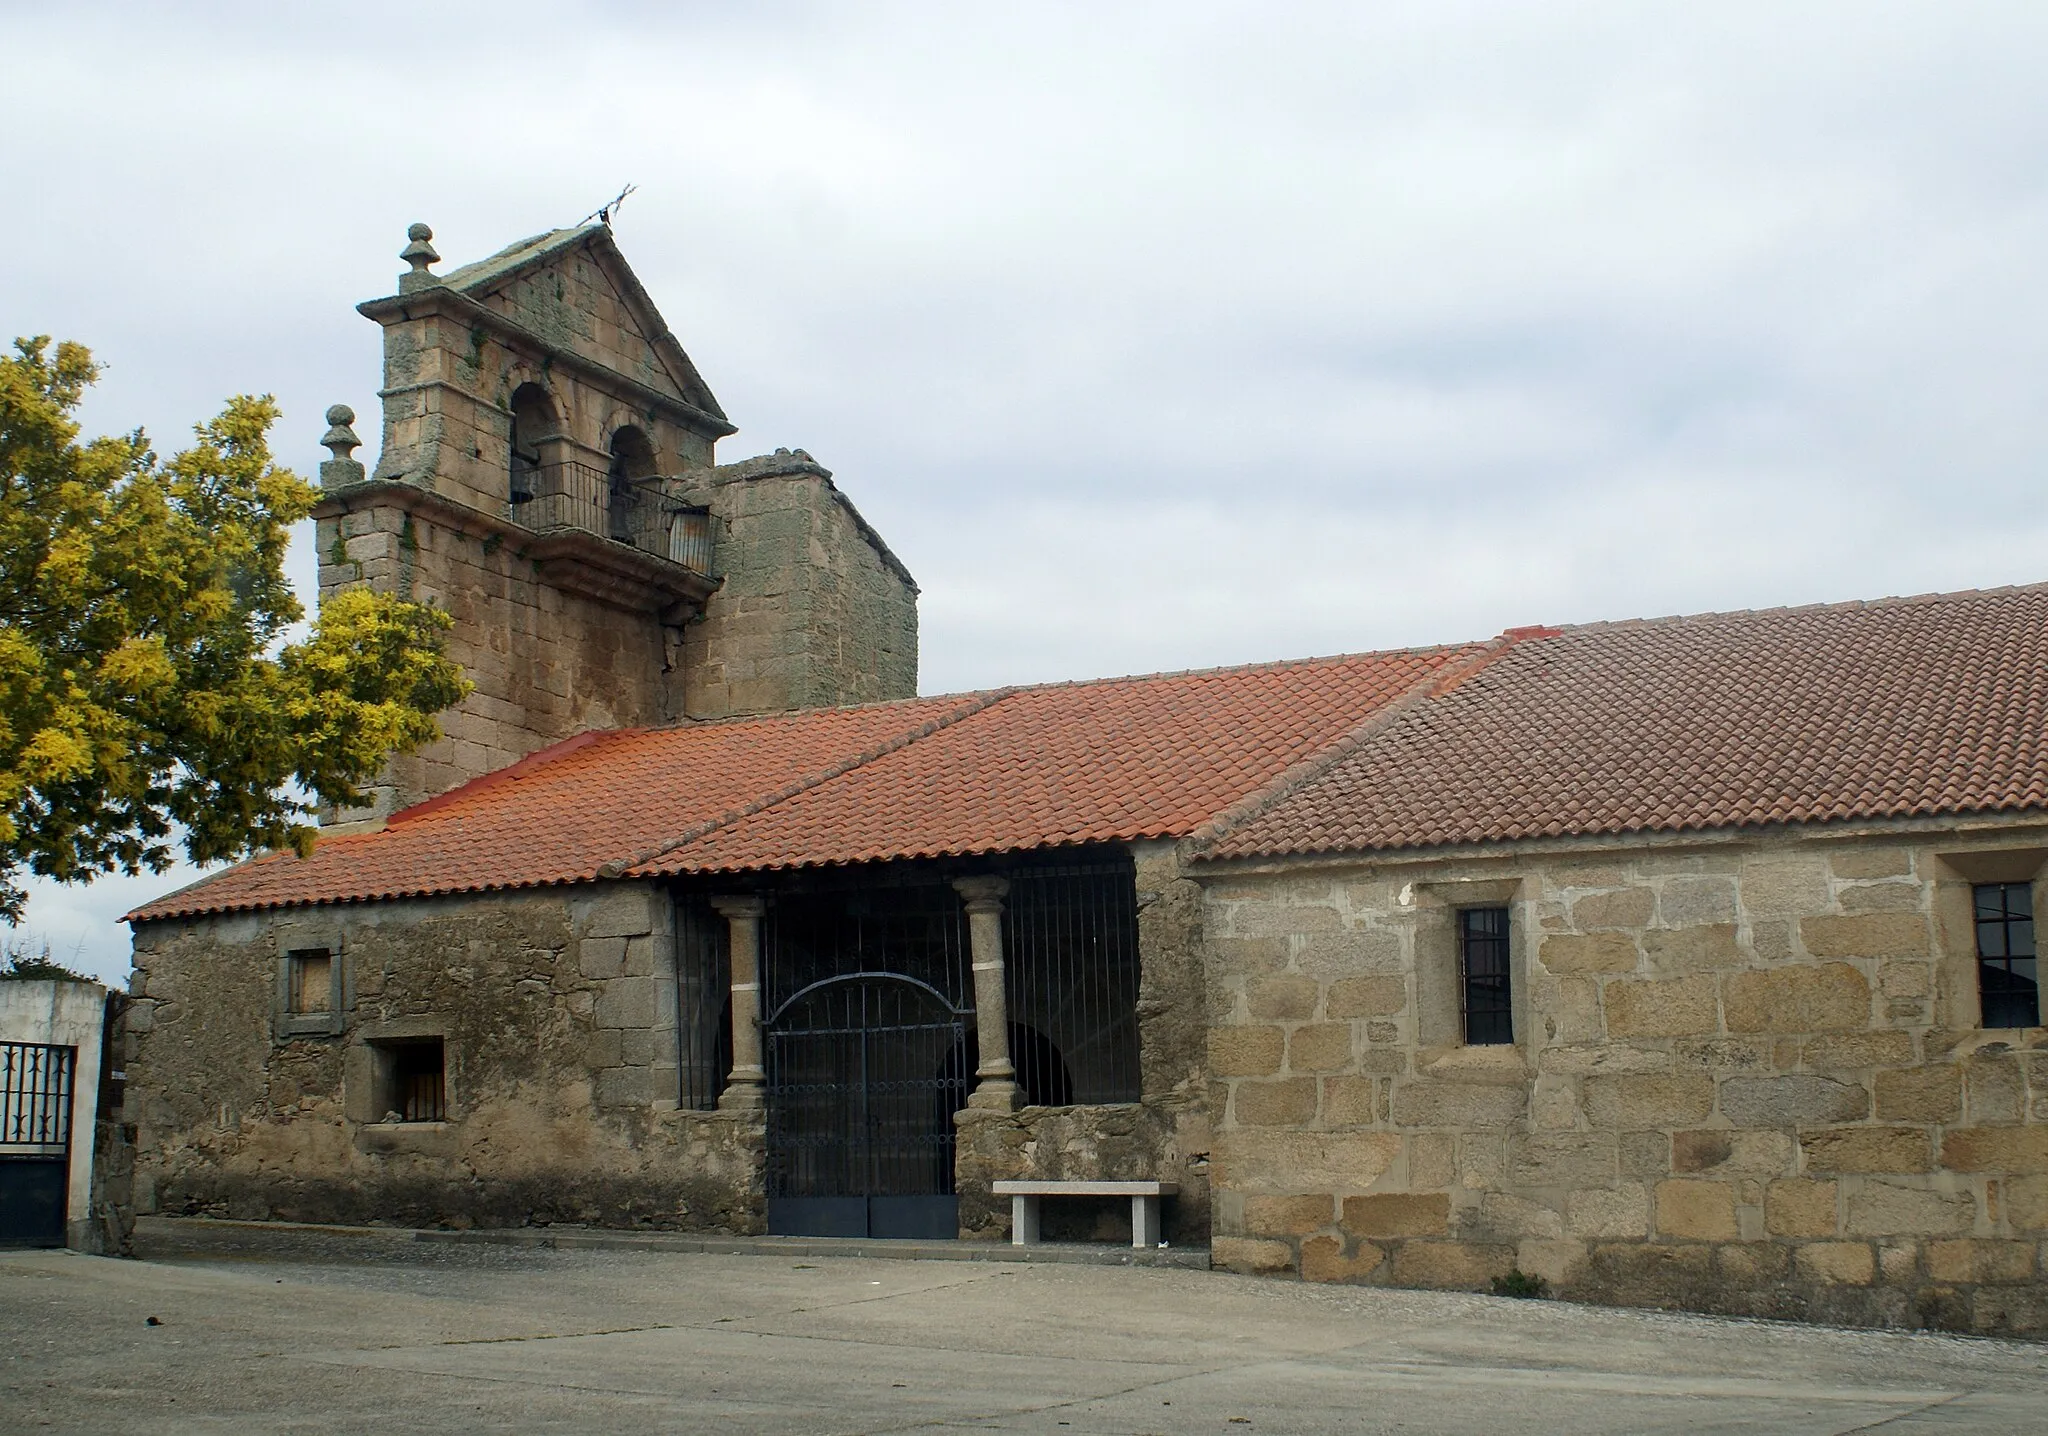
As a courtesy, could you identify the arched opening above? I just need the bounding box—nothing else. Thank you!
[607,425,657,543]
[508,383,559,508]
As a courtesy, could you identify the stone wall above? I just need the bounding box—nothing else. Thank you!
[317,497,676,811]
[1200,828,2048,1336]
[955,843,1214,1246]
[679,452,919,720]
[125,884,764,1234]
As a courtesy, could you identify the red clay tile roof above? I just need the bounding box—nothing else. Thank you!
[627,648,1480,877]
[126,694,989,920]
[1200,585,2048,862]
[126,646,1477,920]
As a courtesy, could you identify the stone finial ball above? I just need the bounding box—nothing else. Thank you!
[325,403,356,426]
[407,222,433,242]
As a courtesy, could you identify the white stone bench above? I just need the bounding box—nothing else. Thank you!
[993,1179,1177,1249]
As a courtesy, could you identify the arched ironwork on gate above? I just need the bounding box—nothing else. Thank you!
[763,972,970,1240]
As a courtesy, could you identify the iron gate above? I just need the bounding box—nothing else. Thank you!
[765,973,968,1239]
[0,1042,74,1248]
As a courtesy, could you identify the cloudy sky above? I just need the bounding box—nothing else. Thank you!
[6,1,2048,982]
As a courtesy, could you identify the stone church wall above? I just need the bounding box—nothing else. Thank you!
[1200,828,2048,1337]
[123,883,764,1234]
[316,499,675,809]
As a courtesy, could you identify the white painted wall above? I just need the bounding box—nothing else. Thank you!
[0,979,107,1247]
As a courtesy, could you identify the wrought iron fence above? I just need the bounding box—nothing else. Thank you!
[508,461,713,572]
[0,1043,73,1151]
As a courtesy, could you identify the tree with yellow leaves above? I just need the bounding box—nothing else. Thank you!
[0,337,469,917]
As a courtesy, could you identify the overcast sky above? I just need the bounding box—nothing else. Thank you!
[6,1,2048,983]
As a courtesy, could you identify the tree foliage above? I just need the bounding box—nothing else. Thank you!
[0,337,469,917]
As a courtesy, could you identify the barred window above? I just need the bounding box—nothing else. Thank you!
[1974,882,2039,1029]
[1458,906,1513,1046]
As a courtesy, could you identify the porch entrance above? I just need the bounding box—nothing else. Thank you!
[764,974,968,1239]
[759,877,975,1240]
[0,1042,74,1248]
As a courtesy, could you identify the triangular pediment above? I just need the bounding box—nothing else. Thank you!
[446,226,727,424]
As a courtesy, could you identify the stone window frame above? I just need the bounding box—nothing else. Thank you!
[1932,848,2047,1033]
[344,1017,455,1127]
[272,928,349,1040]
[1409,877,1530,1060]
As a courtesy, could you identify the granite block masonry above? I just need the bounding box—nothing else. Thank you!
[1201,829,2048,1338]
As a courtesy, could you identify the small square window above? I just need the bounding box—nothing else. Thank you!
[1458,906,1514,1045]
[1973,882,2039,1029]
[287,950,333,1015]
[372,1037,447,1122]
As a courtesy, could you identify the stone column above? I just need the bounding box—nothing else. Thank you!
[711,896,768,1110]
[954,876,1018,1111]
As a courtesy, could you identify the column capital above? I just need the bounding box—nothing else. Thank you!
[952,875,1010,912]
[710,894,767,920]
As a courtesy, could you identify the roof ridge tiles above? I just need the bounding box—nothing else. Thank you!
[1548,580,2048,637]
[1182,632,1523,856]
[607,687,1018,878]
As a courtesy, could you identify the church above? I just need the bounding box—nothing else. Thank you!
[122,224,2048,1338]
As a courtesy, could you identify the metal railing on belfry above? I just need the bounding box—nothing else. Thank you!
[507,461,713,573]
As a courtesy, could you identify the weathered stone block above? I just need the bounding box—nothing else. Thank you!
[1301,1234,1386,1282]
[1799,914,1930,961]
[1672,1129,1794,1177]
[1641,925,1744,974]
[1341,1192,1450,1238]
[1321,1076,1377,1126]
[1215,1130,1402,1195]
[1604,976,1718,1038]
[1620,1130,1671,1179]
[1941,1126,2048,1174]
[1391,1081,1527,1128]
[1963,1056,2025,1125]
[1796,1241,1875,1285]
[1830,849,1913,880]
[1845,1181,1974,1237]
[1799,1127,1932,1175]
[1510,1132,1617,1187]
[594,1066,656,1108]
[1211,1236,1296,1274]
[1540,931,1639,974]
[1572,888,1655,929]
[1927,1238,2036,1284]
[1740,860,1830,917]
[1208,1026,1285,1078]
[1325,975,1406,1019]
[1389,1241,1514,1289]
[1583,1074,1715,1129]
[1246,975,1319,1021]
[578,937,628,980]
[1466,1192,1564,1240]
[1723,964,1870,1033]
[1767,1178,1839,1237]
[1243,1193,1333,1238]
[2004,1175,2048,1231]
[1408,1132,1455,1189]
[1566,1184,1650,1237]
[1801,1031,1915,1070]
[1718,1074,1869,1126]
[1288,1023,1353,1073]
[1656,1179,1739,1240]
[1234,1077,1317,1127]
[581,888,657,940]
[1658,879,1738,928]
[593,977,657,1029]
[1838,884,1922,914]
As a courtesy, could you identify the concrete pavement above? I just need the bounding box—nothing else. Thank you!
[3,1229,2044,1433]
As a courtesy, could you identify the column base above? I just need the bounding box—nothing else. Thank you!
[967,1081,1021,1112]
[717,1083,766,1111]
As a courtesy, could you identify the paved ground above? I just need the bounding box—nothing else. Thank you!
[4,1234,2045,1434]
